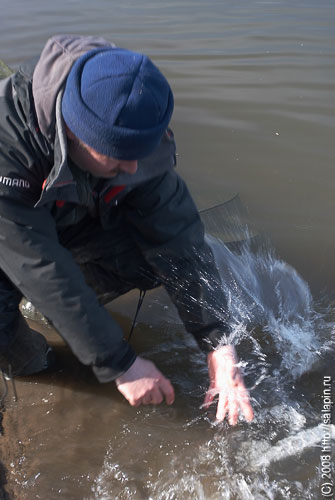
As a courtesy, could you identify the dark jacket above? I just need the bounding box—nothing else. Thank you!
[0,35,228,381]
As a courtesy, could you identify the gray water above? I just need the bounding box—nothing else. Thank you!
[1,1,335,499]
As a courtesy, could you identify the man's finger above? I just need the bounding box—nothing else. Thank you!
[159,377,175,405]
[203,387,216,409]
[228,395,238,426]
[131,396,142,407]
[142,389,164,405]
[215,392,228,422]
[238,390,254,422]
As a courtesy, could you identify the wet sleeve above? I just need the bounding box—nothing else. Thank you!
[0,199,136,381]
[124,170,230,351]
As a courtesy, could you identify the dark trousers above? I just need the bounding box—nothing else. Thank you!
[59,213,160,303]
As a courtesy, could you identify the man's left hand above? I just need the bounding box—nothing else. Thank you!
[203,345,254,425]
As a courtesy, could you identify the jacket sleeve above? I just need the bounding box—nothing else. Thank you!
[124,170,230,352]
[0,198,136,381]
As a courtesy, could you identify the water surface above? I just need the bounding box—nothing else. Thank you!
[1,1,334,499]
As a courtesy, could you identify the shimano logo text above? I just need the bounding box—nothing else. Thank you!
[0,176,30,189]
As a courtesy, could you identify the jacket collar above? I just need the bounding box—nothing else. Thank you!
[34,91,79,207]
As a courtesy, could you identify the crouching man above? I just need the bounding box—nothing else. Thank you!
[0,35,253,425]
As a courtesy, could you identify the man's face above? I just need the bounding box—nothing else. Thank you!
[66,126,138,178]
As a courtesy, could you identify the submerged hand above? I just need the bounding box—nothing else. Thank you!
[115,356,175,407]
[203,345,254,425]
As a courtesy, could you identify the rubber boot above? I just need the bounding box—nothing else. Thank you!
[0,314,55,377]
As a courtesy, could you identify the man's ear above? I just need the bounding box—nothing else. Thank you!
[64,123,76,141]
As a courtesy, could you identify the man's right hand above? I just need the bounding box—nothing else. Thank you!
[115,356,175,407]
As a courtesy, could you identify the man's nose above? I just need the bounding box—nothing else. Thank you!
[120,160,138,175]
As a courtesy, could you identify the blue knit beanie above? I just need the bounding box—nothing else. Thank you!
[62,47,174,160]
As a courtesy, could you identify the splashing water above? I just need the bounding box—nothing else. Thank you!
[206,234,321,377]
[86,207,335,500]
[89,405,335,500]
[151,226,330,380]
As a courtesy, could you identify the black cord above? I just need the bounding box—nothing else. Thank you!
[128,289,146,342]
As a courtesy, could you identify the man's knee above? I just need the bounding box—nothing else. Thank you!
[81,249,161,300]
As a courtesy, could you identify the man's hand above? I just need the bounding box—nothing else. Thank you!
[115,356,175,407]
[203,345,254,425]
